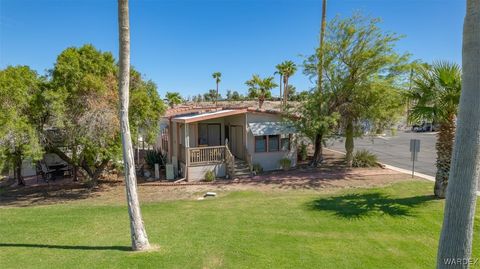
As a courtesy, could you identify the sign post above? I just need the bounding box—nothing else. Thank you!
[410,139,421,178]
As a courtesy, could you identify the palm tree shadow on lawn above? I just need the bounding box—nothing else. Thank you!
[307,192,435,219]
[0,243,130,251]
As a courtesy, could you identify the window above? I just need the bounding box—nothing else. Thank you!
[268,135,279,152]
[281,134,291,151]
[255,136,267,152]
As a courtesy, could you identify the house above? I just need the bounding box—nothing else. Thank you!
[157,106,298,181]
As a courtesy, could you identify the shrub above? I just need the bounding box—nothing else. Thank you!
[145,149,166,169]
[279,158,292,170]
[204,170,215,182]
[390,128,397,136]
[299,142,308,161]
[252,163,263,174]
[352,149,379,168]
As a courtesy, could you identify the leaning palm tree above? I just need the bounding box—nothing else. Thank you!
[406,61,461,199]
[245,75,277,109]
[117,0,150,251]
[212,72,222,106]
[278,61,297,108]
[437,0,479,265]
[165,92,182,108]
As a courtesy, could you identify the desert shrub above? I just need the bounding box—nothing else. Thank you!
[145,149,166,169]
[299,142,308,161]
[279,158,292,170]
[204,170,215,182]
[352,149,378,168]
[252,163,263,174]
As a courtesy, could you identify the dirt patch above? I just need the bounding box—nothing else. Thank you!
[0,151,418,207]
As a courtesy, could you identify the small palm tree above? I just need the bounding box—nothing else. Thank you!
[165,92,182,108]
[212,72,222,106]
[277,61,297,108]
[406,61,461,198]
[246,74,277,109]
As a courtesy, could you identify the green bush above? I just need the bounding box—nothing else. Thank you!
[279,158,292,170]
[145,149,166,169]
[252,163,263,174]
[352,149,379,168]
[204,170,215,182]
[299,142,308,161]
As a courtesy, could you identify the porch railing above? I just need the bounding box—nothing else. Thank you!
[188,146,226,166]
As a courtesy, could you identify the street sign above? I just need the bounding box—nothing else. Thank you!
[410,139,421,177]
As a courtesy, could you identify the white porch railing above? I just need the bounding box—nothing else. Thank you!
[188,146,226,166]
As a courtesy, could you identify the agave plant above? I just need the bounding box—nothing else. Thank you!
[406,61,461,198]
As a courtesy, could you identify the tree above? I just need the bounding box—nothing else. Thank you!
[118,0,151,251]
[406,62,461,198]
[274,65,283,99]
[165,92,182,108]
[321,14,409,166]
[203,89,219,102]
[212,72,221,106]
[277,61,297,108]
[245,74,277,108]
[437,0,479,266]
[231,91,243,101]
[0,66,43,185]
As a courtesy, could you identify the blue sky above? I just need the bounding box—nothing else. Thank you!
[0,0,465,98]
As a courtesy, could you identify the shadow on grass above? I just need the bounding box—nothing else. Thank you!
[0,243,130,251]
[307,192,435,219]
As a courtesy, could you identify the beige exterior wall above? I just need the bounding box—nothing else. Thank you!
[187,163,226,181]
[246,112,297,171]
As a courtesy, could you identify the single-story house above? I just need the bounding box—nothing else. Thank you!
[157,106,298,181]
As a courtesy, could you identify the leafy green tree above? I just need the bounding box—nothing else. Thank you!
[231,91,243,101]
[406,62,461,198]
[0,66,43,185]
[165,92,183,108]
[204,89,220,102]
[320,14,409,166]
[245,74,277,108]
[212,72,221,105]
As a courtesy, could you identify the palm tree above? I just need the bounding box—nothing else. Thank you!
[274,64,283,100]
[165,92,182,108]
[117,0,151,251]
[277,61,297,108]
[437,0,480,265]
[406,62,461,198]
[212,72,221,106]
[245,75,277,109]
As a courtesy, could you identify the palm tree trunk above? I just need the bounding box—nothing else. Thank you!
[118,0,151,251]
[279,74,283,101]
[215,82,219,106]
[283,77,288,109]
[437,0,480,266]
[434,116,456,198]
[345,120,354,167]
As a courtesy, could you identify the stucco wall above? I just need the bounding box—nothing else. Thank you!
[246,112,297,171]
[187,163,226,181]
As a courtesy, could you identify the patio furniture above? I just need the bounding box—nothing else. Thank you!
[37,161,55,183]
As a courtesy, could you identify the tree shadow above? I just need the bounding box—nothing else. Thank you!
[0,243,130,251]
[307,192,435,219]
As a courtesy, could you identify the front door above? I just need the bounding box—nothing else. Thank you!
[230,125,243,159]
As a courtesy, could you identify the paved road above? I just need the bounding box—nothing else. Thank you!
[327,131,480,192]
[327,131,437,176]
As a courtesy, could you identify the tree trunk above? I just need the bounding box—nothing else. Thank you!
[345,120,354,167]
[310,133,323,167]
[279,74,283,101]
[434,117,456,199]
[215,82,219,106]
[259,95,264,109]
[437,0,480,267]
[15,154,25,186]
[118,0,151,251]
[283,77,289,109]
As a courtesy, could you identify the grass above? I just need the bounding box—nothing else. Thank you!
[0,180,479,269]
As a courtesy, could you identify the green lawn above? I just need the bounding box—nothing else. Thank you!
[0,180,479,269]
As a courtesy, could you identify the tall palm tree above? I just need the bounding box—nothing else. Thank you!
[165,92,182,108]
[407,62,461,198]
[277,61,297,108]
[117,0,150,251]
[245,75,277,109]
[274,64,283,100]
[212,72,221,106]
[437,0,480,266]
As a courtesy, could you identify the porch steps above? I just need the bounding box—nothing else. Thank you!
[232,159,252,178]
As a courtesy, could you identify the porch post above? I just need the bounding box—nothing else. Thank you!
[185,123,189,180]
